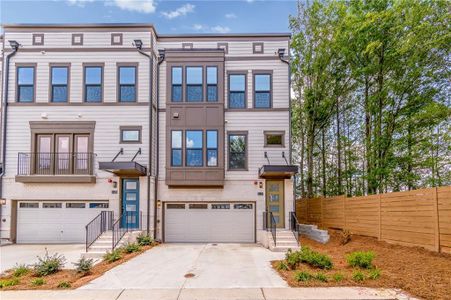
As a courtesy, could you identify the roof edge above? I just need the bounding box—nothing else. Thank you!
[1,23,155,29]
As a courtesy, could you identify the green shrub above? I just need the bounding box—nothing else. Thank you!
[13,264,30,277]
[57,281,71,289]
[352,270,365,282]
[31,278,45,286]
[34,251,66,276]
[136,234,153,246]
[294,271,312,282]
[333,273,344,282]
[368,268,381,280]
[122,242,141,253]
[299,246,333,269]
[285,249,301,269]
[276,261,289,271]
[346,251,375,269]
[0,278,19,288]
[103,249,122,263]
[73,257,94,274]
[314,272,328,282]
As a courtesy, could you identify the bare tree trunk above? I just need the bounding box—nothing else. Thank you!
[336,97,342,195]
[306,121,315,198]
[321,128,327,197]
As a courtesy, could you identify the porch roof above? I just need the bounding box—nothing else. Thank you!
[98,161,147,176]
[258,165,298,179]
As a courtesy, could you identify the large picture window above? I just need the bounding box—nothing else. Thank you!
[171,67,182,102]
[186,130,203,166]
[186,67,203,102]
[171,130,182,166]
[118,66,136,102]
[84,66,103,102]
[207,130,218,166]
[51,66,69,103]
[229,74,246,108]
[207,67,218,102]
[17,66,35,102]
[228,133,247,170]
[254,74,271,108]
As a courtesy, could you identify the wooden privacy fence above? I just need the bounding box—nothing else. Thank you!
[296,186,451,254]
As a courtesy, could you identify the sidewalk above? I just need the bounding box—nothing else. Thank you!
[0,287,416,300]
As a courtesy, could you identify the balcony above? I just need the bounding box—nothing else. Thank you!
[16,152,96,183]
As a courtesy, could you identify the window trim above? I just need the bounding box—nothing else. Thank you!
[185,130,203,167]
[72,33,83,46]
[227,71,247,109]
[119,126,142,144]
[111,33,123,46]
[206,129,218,167]
[116,63,138,103]
[253,70,273,109]
[171,130,183,167]
[83,63,104,103]
[171,66,183,102]
[264,130,285,148]
[32,34,44,46]
[252,42,264,54]
[227,131,248,171]
[185,66,203,102]
[206,66,218,102]
[49,63,71,103]
[16,63,37,103]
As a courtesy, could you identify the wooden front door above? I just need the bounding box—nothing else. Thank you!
[266,180,284,228]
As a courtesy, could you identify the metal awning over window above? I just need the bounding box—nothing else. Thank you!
[98,161,147,176]
[258,165,298,179]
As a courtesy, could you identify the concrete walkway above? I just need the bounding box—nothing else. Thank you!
[0,287,416,300]
[81,243,287,289]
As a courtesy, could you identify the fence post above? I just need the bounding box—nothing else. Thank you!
[378,194,382,241]
[433,187,440,252]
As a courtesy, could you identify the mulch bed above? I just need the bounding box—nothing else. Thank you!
[272,230,451,300]
[0,244,157,290]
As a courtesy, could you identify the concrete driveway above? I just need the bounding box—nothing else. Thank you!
[81,243,288,289]
[0,244,84,273]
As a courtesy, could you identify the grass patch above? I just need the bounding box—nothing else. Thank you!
[368,268,381,280]
[73,257,94,275]
[332,273,344,282]
[0,278,19,288]
[294,271,312,282]
[34,251,66,277]
[352,270,365,282]
[12,265,30,277]
[30,278,45,286]
[136,234,153,246]
[346,251,375,269]
[276,261,289,271]
[314,272,328,282]
[122,242,142,254]
[103,249,122,263]
[285,247,333,270]
[57,281,71,289]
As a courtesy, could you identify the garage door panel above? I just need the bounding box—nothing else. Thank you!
[165,203,255,243]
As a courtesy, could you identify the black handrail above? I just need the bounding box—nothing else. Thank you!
[85,211,113,252]
[290,211,300,244]
[263,211,277,247]
[112,211,143,250]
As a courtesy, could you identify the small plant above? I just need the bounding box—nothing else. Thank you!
[352,270,365,282]
[340,229,352,245]
[333,273,344,282]
[314,272,328,282]
[0,278,19,288]
[299,246,333,269]
[369,268,381,280]
[123,242,142,253]
[103,249,122,263]
[294,271,312,282]
[276,261,289,271]
[13,264,30,277]
[57,281,71,289]
[34,251,66,276]
[31,278,45,286]
[285,249,301,269]
[136,234,153,246]
[346,251,375,269]
[73,257,94,274]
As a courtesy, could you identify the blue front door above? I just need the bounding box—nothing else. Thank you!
[122,178,139,229]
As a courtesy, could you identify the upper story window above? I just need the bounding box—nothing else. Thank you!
[120,126,141,143]
[254,74,271,108]
[229,74,246,109]
[186,130,203,166]
[84,66,103,103]
[207,67,218,102]
[171,67,182,102]
[51,66,69,103]
[264,131,284,147]
[17,66,35,103]
[228,133,247,170]
[171,130,183,167]
[186,67,203,102]
[206,130,218,167]
[118,66,137,102]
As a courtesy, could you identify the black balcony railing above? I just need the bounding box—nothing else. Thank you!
[17,152,95,176]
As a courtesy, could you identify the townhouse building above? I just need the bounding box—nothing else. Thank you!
[0,24,297,251]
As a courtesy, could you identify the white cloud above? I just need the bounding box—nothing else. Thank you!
[162,3,195,19]
[186,138,194,148]
[66,0,94,7]
[191,24,231,34]
[211,25,231,33]
[192,24,205,31]
[225,13,237,19]
[109,0,156,14]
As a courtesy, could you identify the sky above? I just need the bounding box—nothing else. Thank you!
[0,0,297,34]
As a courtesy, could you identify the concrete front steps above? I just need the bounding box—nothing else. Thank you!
[83,231,130,259]
[268,230,301,252]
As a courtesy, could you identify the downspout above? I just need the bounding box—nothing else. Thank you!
[0,42,19,227]
[135,45,153,237]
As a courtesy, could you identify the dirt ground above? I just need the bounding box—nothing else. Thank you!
[273,230,451,300]
[0,244,156,290]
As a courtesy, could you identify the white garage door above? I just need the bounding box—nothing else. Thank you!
[164,202,255,243]
[17,201,109,243]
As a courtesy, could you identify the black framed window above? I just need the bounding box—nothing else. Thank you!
[51,67,68,103]
[186,130,203,166]
[186,67,203,102]
[17,67,35,102]
[120,127,141,143]
[254,74,271,108]
[229,74,246,108]
[206,130,218,167]
[171,67,182,102]
[229,134,246,170]
[207,67,218,102]
[171,130,182,166]
[84,66,102,102]
[119,66,136,102]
